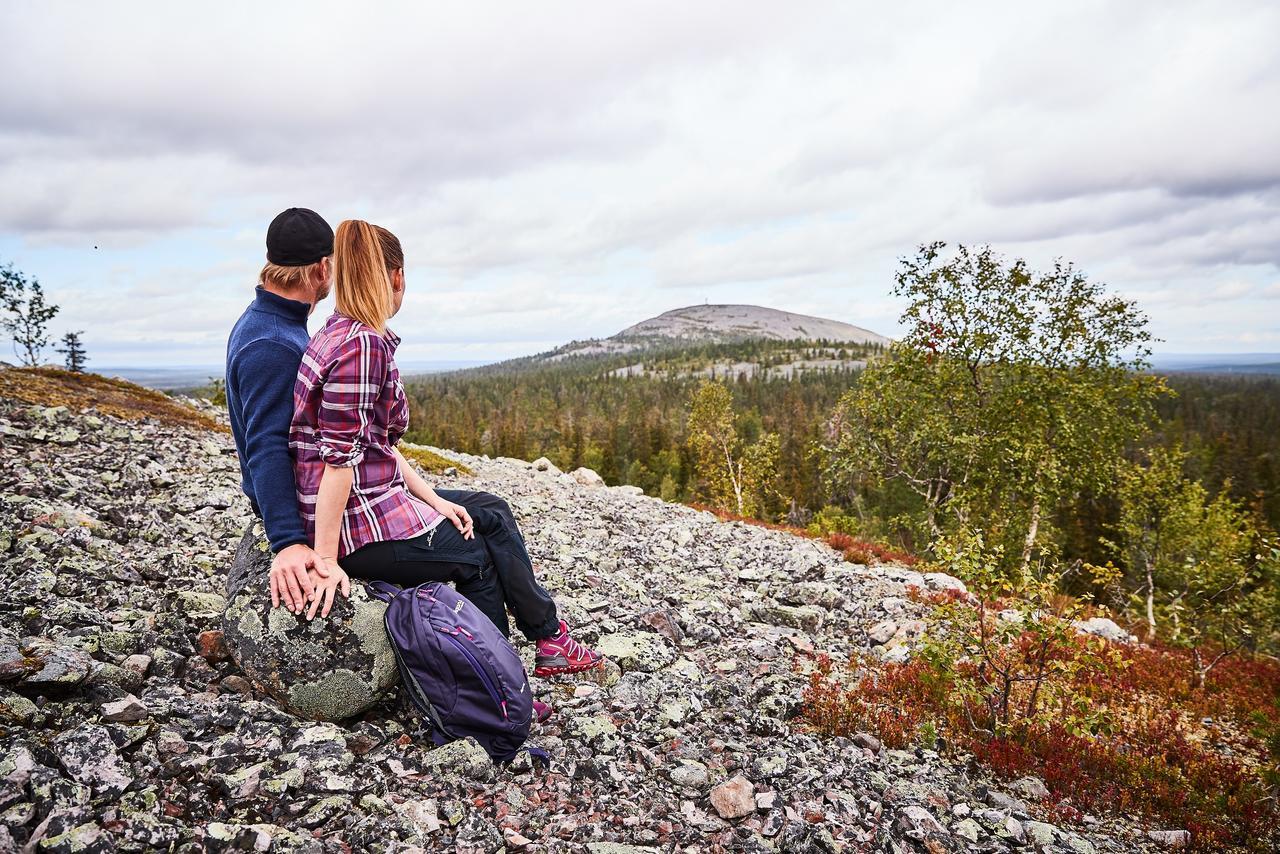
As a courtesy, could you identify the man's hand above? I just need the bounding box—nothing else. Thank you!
[306,559,351,620]
[270,544,330,613]
[434,500,474,540]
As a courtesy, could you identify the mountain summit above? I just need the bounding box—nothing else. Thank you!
[614,304,890,346]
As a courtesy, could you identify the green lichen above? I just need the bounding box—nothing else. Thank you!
[267,603,298,638]
[351,597,396,689]
[235,603,264,642]
[286,668,375,721]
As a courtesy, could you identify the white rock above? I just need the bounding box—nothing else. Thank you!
[571,467,606,488]
[1073,617,1135,643]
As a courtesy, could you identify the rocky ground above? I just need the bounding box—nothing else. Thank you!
[0,393,1185,852]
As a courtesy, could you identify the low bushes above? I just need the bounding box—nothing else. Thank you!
[799,582,1280,852]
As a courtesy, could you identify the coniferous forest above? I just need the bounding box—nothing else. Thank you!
[402,354,1280,542]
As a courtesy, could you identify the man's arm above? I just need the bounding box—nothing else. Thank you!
[233,339,326,611]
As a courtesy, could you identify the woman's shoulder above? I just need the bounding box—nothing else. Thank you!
[308,313,389,355]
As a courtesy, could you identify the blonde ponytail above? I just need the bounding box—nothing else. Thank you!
[333,219,393,334]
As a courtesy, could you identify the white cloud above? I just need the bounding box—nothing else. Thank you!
[0,0,1277,364]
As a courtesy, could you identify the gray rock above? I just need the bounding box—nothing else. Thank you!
[1011,775,1050,802]
[100,694,148,722]
[1146,829,1191,848]
[571,467,606,487]
[594,632,676,673]
[668,760,711,790]
[221,524,399,720]
[1073,617,1135,643]
[420,738,494,782]
[52,723,133,797]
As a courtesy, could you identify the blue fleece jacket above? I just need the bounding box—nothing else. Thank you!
[226,287,312,553]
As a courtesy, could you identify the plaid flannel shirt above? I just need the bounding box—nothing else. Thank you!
[289,312,442,558]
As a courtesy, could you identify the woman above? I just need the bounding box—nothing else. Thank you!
[288,219,602,688]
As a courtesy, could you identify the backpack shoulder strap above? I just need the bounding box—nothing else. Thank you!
[365,580,402,602]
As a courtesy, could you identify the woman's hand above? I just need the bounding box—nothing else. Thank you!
[431,499,474,540]
[305,558,351,620]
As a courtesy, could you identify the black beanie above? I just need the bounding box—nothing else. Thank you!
[266,208,334,266]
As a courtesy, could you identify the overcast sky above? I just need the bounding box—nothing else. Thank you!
[1,1,1277,367]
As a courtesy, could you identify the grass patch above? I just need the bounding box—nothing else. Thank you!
[399,441,472,476]
[0,366,225,432]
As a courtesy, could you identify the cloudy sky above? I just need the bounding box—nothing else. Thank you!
[1,1,1277,368]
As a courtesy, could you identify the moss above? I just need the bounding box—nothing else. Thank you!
[398,441,473,475]
[0,366,226,432]
[286,668,375,720]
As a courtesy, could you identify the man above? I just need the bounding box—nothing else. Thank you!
[226,207,335,614]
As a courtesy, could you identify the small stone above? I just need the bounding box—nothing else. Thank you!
[852,732,882,753]
[53,722,134,797]
[1025,820,1059,846]
[1000,816,1026,843]
[0,689,38,724]
[571,467,605,487]
[897,805,945,837]
[710,774,756,820]
[1073,616,1135,643]
[156,730,189,755]
[196,629,230,662]
[668,760,710,790]
[504,828,534,848]
[952,818,982,842]
[1146,829,1191,849]
[1011,775,1050,802]
[420,738,493,781]
[220,675,253,695]
[867,620,897,645]
[594,632,676,673]
[985,789,1026,813]
[100,694,148,722]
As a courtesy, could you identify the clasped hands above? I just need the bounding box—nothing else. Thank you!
[269,544,350,620]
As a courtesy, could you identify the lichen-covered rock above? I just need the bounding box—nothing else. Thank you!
[221,524,399,721]
[594,632,676,673]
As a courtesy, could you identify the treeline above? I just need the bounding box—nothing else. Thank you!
[402,337,875,511]
[402,355,1280,538]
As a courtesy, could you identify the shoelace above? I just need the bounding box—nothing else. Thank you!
[545,632,594,660]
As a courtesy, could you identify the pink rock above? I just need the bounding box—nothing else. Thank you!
[710,775,756,820]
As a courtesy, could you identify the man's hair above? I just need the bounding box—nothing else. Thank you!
[334,219,393,334]
[260,258,327,291]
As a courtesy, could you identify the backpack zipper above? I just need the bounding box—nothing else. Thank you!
[436,627,509,720]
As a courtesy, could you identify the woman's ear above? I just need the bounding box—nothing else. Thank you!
[392,268,405,293]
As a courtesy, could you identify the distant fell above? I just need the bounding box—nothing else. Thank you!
[615,304,890,346]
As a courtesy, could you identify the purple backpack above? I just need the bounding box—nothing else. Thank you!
[367,580,535,763]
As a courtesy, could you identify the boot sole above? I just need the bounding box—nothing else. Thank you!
[533,660,605,677]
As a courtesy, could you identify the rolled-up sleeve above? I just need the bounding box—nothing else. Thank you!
[317,331,387,468]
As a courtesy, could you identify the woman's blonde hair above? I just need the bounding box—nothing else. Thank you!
[373,225,403,271]
[333,219,394,333]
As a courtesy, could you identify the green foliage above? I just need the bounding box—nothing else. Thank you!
[826,242,1166,578]
[1108,446,1280,674]
[686,380,780,516]
[1,263,60,367]
[54,330,88,373]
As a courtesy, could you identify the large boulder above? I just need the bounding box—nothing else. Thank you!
[221,524,399,721]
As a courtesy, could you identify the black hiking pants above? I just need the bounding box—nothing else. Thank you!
[342,489,559,641]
